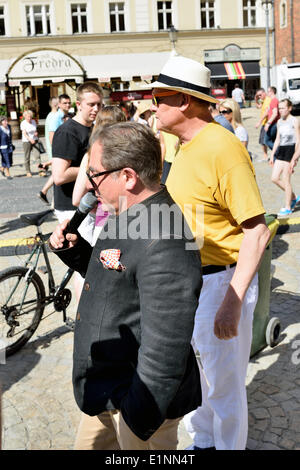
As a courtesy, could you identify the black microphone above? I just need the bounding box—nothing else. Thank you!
[62,191,98,246]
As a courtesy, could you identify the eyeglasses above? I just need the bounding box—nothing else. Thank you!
[86,168,124,192]
[152,91,180,106]
[219,109,232,115]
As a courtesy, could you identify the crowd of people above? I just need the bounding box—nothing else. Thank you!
[48,55,270,451]
[1,55,300,451]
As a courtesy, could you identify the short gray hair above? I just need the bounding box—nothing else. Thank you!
[0,115,7,123]
[90,122,162,187]
[23,110,33,118]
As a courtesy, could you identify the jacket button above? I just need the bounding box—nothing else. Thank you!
[84,282,90,291]
[76,312,81,321]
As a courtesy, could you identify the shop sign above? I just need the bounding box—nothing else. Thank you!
[8,50,84,80]
[211,88,227,99]
[31,79,44,86]
[8,80,20,87]
[205,46,260,63]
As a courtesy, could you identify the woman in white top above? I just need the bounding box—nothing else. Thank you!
[219,98,249,148]
[20,110,43,177]
[270,99,300,216]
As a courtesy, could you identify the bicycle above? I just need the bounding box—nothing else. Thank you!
[0,209,74,357]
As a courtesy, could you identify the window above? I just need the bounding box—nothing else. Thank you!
[289,79,300,91]
[280,0,287,28]
[243,0,256,27]
[200,1,215,28]
[109,2,125,32]
[0,6,5,35]
[157,1,172,31]
[71,3,88,33]
[26,5,51,36]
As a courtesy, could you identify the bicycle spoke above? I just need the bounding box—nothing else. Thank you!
[0,267,45,355]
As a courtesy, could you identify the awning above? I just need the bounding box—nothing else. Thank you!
[7,50,85,85]
[0,59,11,82]
[207,61,260,80]
[81,51,171,82]
[8,76,83,86]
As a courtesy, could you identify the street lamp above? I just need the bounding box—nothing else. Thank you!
[262,0,274,89]
[168,25,178,55]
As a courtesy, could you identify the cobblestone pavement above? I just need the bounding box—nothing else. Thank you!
[0,107,300,450]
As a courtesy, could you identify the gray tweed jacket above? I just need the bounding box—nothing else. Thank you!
[55,187,202,441]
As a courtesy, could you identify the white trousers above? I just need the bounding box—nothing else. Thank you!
[184,267,258,450]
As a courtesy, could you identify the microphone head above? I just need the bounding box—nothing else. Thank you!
[79,191,98,214]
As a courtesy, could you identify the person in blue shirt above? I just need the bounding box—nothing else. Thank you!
[0,115,14,180]
[209,102,235,133]
[38,94,71,204]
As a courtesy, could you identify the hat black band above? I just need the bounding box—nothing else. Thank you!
[157,74,210,95]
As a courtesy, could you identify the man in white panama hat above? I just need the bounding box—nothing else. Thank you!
[151,55,271,450]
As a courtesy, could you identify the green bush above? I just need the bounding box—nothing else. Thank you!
[0,104,7,116]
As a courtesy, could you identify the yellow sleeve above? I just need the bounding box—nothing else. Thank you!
[215,162,265,225]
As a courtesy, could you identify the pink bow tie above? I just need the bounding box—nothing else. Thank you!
[100,249,126,271]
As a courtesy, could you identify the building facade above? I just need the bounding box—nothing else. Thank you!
[274,0,300,64]
[0,0,274,121]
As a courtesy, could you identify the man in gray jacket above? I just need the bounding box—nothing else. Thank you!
[49,122,203,450]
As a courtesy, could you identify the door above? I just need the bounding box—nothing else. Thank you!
[36,86,51,119]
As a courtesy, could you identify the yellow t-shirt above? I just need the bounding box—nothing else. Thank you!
[166,122,265,266]
[161,131,179,163]
[261,96,271,125]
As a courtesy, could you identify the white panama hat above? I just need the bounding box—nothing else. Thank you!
[151,55,218,104]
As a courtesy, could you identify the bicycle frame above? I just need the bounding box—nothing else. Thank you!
[16,227,74,310]
[37,227,74,297]
[3,238,45,317]
[0,213,76,354]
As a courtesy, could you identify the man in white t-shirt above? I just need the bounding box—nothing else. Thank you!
[232,84,245,108]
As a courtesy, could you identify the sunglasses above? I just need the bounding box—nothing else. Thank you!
[86,168,124,192]
[219,109,232,115]
[152,91,180,106]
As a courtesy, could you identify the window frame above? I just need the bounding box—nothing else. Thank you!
[200,1,215,29]
[0,1,10,36]
[280,0,287,28]
[71,2,88,34]
[157,1,173,31]
[242,0,257,28]
[109,2,125,33]
[25,4,51,36]
[0,4,6,36]
[104,0,130,33]
[21,2,55,37]
[66,0,92,35]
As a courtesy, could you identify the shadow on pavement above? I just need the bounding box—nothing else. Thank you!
[0,219,26,235]
[272,236,289,259]
[247,287,300,449]
[0,324,71,394]
[0,213,56,236]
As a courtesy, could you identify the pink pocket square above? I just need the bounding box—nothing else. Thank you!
[100,249,126,271]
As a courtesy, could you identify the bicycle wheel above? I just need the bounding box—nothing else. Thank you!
[0,266,46,357]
